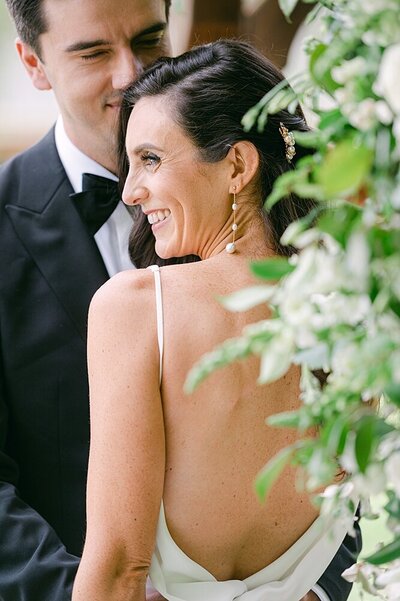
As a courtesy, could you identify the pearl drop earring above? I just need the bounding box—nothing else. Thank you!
[225,187,238,254]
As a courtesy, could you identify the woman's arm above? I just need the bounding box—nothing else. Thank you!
[72,272,165,601]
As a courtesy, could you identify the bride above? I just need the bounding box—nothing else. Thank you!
[72,40,356,601]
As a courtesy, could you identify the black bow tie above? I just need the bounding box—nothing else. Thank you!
[70,173,120,235]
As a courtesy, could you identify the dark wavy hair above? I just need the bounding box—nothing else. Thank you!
[5,0,172,58]
[118,39,316,268]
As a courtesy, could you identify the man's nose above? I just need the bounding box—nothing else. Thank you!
[112,49,143,90]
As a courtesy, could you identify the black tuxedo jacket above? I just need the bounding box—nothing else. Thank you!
[0,129,359,601]
[0,128,109,600]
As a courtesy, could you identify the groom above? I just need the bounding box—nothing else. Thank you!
[0,0,359,600]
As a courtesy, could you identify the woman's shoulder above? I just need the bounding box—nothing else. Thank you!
[92,267,155,301]
[88,268,159,333]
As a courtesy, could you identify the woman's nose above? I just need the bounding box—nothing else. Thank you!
[122,183,149,207]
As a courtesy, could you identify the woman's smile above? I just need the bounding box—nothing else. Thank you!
[148,209,172,232]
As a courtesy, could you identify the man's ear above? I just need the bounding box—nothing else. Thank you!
[16,38,52,91]
[227,141,260,194]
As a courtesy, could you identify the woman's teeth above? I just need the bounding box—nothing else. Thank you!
[148,210,171,225]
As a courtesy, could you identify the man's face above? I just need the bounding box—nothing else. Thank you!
[19,0,169,171]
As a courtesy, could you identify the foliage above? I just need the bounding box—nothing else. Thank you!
[188,0,400,597]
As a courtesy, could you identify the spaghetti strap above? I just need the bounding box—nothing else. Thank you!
[147,265,164,383]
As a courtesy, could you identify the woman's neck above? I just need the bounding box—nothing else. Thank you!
[199,210,274,262]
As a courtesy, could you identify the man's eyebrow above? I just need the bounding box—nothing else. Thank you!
[65,23,167,54]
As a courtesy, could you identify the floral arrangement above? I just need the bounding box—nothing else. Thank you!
[186,0,400,597]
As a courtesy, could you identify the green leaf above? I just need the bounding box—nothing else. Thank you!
[278,0,299,19]
[373,419,395,438]
[241,79,290,132]
[251,258,295,280]
[385,383,400,407]
[315,140,373,198]
[385,491,400,520]
[324,416,349,456]
[309,43,338,93]
[293,130,323,148]
[355,417,374,473]
[292,182,325,200]
[265,170,305,209]
[267,410,301,429]
[365,537,400,565]
[317,203,362,247]
[261,87,297,117]
[255,446,294,501]
[184,336,252,393]
[318,109,343,131]
[218,286,275,312]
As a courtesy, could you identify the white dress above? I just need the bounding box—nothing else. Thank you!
[147,266,350,601]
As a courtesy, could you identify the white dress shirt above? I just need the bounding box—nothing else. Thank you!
[55,117,134,277]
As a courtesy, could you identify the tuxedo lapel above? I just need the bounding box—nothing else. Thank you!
[5,129,109,340]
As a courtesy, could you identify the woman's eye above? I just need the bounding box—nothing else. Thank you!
[141,153,161,169]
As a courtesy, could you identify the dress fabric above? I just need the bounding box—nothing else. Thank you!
[147,265,348,601]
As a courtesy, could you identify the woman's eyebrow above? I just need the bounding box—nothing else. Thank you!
[130,144,163,155]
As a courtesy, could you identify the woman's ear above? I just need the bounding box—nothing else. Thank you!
[227,141,260,194]
[16,39,52,91]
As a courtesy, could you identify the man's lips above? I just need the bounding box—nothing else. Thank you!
[105,99,122,109]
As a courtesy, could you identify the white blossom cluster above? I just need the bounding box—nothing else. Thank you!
[189,0,400,596]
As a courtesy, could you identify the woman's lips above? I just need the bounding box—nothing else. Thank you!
[151,213,171,232]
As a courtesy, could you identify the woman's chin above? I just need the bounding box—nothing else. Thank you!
[155,243,173,261]
[155,243,188,261]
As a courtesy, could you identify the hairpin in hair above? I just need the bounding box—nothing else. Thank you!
[279,122,296,163]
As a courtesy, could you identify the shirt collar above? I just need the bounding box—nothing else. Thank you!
[54,116,118,193]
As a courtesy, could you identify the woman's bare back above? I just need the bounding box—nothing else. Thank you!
[156,257,318,581]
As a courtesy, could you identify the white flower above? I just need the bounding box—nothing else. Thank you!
[375,562,400,600]
[299,365,322,404]
[341,563,359,583]
[353,464,387,497]
[334,86,353,107]
[393,117,400,144]
[375,100,393,125]
[385,583,400,600]
[362,30,380,46]
[362,0,391,14]
[258,325,295,383]
[280,221,306,246]
[283,226,320,249]
[385,452,400,497]
[348,99,377,131]
[309,292,370,329]
[342,562,379,595]
[346,231,370,291]
[375,43,400,114]
[330,341,360,387]
[340,432,358,473]
[332,57,367,84]
[375,563,400,588]
[378,433,400,461]
[391,185,400,209]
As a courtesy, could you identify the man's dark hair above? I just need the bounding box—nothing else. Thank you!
[4,0,172,59]
[118,39,315,267]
